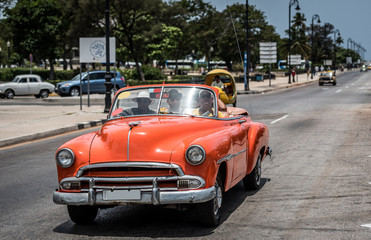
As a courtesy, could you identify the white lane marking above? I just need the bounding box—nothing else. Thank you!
[361,223,371,229]
[368,155,371,158]
[336,89,342,93]
[271,115,288,124]
[322,88,329,91]
[368,182,371,185]
[345,86,349,89]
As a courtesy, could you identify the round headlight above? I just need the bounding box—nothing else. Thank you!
[56,148,75,168]
[185,145,206,165]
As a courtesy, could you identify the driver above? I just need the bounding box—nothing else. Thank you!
[122,91,156,115]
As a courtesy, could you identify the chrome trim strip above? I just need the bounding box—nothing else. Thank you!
[76,162,185,177]
[61,175,204,188]
[217,154,232,164]
[217,148,247,164]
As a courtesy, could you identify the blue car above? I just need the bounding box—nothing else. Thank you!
[56,71,126,96]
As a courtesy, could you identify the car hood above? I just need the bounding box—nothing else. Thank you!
[89,116,220,164]
[57,80,78,85]
[0,82,14,87]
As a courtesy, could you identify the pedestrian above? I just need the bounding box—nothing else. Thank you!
[291,67,296,82]
[307,68,310,81]
[320,65,324,72]
[315,66,319,76]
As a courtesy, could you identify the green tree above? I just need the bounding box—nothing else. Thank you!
[111,0,164,81]
[6,0,64,79]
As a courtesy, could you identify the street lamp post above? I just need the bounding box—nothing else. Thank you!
[245,0,250,91]
[333,29,340,70]
[103,0,112,113]
[7,41,10,67]
[288,0,300,84]
[311,14,320,79]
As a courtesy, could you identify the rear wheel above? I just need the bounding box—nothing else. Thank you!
[69,87,80,97]
[39,89,49,98]
[197,174,223,227]
[232,99,237,107]
[5,89,14,99]
[67,205,98,225]
[243,154,262,190]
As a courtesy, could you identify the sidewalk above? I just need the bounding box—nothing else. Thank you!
[0,73,320,148]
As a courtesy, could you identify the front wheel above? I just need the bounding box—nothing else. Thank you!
[5,89,14,99]
[69,87,80,97]
[243,154,262,190]
[67,205,98,225]
[197,174,223,227]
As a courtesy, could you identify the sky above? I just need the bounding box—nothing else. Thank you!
[209,0,371,61]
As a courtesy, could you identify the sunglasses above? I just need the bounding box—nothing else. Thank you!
[200,94,211,99]
[169,96,181,101]
[136,98,150,103]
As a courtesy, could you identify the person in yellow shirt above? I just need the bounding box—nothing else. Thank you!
[192,90,224,118]
[160,89,183,114]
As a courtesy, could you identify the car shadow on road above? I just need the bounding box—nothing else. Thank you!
[53,178,270,238]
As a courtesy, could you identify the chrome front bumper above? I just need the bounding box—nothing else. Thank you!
[53,186,216,206]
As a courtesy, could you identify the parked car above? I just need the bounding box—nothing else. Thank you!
[319,71,336,86]
[53,84,271,227]
[0,74,55,99]
[55,71,126,96]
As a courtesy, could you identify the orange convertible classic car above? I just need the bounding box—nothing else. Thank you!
[53,84,271,227]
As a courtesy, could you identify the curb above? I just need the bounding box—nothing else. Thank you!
[0,119,106,148]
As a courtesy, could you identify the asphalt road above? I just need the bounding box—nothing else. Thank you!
[0,71,370,239]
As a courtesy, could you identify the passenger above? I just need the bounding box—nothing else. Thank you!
[211,75,224,88]
[192,90,224,118]
[160,89,183,113]
[122,91,156,115]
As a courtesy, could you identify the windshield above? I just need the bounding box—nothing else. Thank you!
[71,73,88,81]
[12,77,20,82]
[108,86,218,119]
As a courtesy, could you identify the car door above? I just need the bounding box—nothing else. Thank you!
[14,77,30,95]
[28,77,40,94]
[230,118,248,183]
[94,72,108,93]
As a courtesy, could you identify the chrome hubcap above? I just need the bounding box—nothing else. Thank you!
[213,182,222,215]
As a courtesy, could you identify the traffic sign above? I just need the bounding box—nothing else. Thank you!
[259,42,277,64]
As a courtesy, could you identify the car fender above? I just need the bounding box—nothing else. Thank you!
[247,122,269,174]
[55,131,97,182]
[170,128,234,189]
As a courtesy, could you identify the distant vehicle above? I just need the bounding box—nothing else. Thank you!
[0,74,55,99]
[319,71,336,86]
[55,71,126,97]
[367,65,371,70]
[165,60,193,69]
[209,61,229,70]
[205,69,237,107]
[360,65,367,72]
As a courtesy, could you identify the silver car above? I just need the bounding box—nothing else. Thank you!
[0,74,55,99]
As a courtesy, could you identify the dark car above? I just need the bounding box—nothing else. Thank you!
[55,71,126,96]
